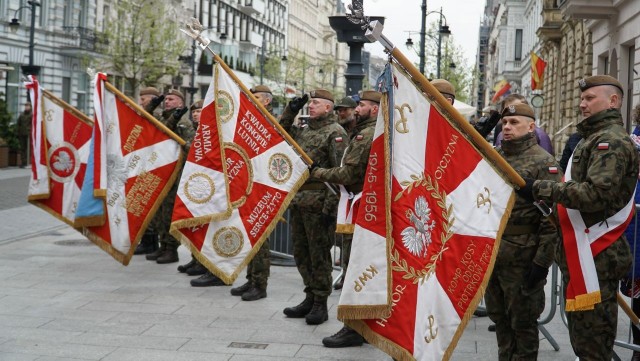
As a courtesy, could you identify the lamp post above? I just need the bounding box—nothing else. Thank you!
[9,0,41,76]
[405,7,451,78]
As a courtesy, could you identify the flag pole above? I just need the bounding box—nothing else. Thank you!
[180,19,312,166]
[618,293,640,329]
[355,16,525,189]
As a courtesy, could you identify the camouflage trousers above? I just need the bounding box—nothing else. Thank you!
[18,135,29,167]
[564,275,619,361]
[339,233,352,271]
[485,242,544,361]
[291,205,333,301]
[246,239,270,289]
[151,186,180,249]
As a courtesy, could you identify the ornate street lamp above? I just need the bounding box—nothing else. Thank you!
[405,5,451,78]
[9,0,41,76]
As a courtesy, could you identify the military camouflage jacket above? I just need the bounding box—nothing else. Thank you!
[16,111,32,137]
[533,109,637,279]
[280,105,348,214]
[498,132,562,268]
[533,109,638,226]
[161,108,195,152]
[310,114,377,193]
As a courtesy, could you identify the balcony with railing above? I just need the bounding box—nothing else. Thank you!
[537,0,564,41]
[60,26,107,54]
[558,0,616,19]
[239,0,265,16]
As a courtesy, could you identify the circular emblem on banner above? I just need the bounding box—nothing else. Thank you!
[224,142,253,208]
[184,172,215,204]
[268,153,293,184]
[212,226,244,257]
[216,90,234,123]
[48,142,80,183]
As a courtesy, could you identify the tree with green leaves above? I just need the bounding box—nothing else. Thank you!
[98,0,187,96]
[410,21,474,104]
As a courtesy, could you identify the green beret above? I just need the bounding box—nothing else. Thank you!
[360,90,382,103]
[501,103,535,120]
[140,87,160,97]
[190,99,203,111]
[309,89,334,103]
[578,75,624,94]
[334,96,357,109]
[431,79,456,99]
[250,85,272,94]
[166,89,184,101]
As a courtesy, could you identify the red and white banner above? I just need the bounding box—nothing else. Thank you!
[79,74,185,265]
[25,76,94,226]
[170,70,231,229]
[171,62,309,284]
[339,62,515,360]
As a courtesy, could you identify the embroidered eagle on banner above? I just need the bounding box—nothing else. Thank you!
[401,196,436,257]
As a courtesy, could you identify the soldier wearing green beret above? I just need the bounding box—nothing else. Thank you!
[485,103,562,360]
[517,75,638,360]
[146,89,195,265]
[314,90,380,347]
[280,89,348,325]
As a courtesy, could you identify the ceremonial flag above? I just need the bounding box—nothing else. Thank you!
[491,79,511,104]
[25,76,94,226]
[170,68,231,229]
[170,61,309,284]
[339,61,516,361]
[77,73,185,265]
[531,52,547,90]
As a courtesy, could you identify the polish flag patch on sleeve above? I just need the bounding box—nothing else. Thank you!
[597,142,609,150]
[355,134,364,140]
[548,166,558,174]
[335,136,343,143]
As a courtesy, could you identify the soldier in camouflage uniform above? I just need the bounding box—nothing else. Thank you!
[229,85,274,300]
[280,89,348,325]
[314,90,381,347]
[134,87,164,255]
[518,75,638,360]
[145,89,194,264]
[485,103,562,360]
[16,102,32,168]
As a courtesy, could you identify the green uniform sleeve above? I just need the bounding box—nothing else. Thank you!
[312,131,372,186]
[532,161,563,269]
[534,136,633,212]
[321,127,349,215]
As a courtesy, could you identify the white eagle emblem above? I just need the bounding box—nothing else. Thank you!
[52,150,74,173]
[401,196,436,257]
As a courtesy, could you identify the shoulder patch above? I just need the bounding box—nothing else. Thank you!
[335,136,343,143]
[355,134,364,140]
[548,166,558,174]
[597,142,609,150]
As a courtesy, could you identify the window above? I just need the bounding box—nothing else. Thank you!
[62,77,71,103]
[63,0,73,27]
[514,29,523,61]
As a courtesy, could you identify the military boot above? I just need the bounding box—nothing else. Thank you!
[145,243,166,261]
[305,300,328,325]
[134,233,158,255]
[156,244,179,264]
[185,262,206,276]
[190,271,225,287]
[241,286,266,301]
[177,257,197,273]
[322,326,364,348]
[230,281,251,296]
[283,294,314,318]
